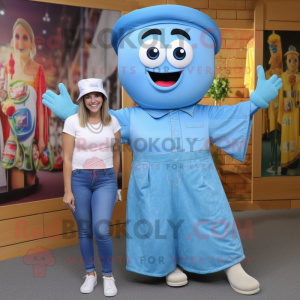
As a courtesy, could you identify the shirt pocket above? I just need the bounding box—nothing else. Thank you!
[185,122,205,140]
[185,122,205,152]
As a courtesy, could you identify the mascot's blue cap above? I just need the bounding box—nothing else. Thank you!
[111,4,222,55]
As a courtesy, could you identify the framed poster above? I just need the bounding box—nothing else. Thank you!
[261,30,300,178]
[0,0,121,206]
[252,1,300,204]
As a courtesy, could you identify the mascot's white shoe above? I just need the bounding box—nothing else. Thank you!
[225,263,260,295]
[166,267,188,287]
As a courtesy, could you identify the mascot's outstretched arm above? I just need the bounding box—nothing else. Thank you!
[42,83,78,122]
[208,64,282,163]
[42,83,130,144]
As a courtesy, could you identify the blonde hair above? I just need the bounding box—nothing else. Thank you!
[11,18,36,59]
[77,93,112,128]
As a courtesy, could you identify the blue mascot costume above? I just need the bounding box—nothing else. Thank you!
[42,5,282,295]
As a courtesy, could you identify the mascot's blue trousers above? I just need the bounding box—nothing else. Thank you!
[125,150,245,277]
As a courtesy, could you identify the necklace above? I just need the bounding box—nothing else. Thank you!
[88,122,101,129]
[87,122,103,134]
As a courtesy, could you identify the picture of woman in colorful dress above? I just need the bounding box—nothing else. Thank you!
[0,18,51,190]
[278,45,300,175]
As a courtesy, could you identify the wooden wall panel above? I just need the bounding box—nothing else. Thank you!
[264,21,300,31]
[200,9,217,19]
[0,231,79,262]
[217,10,237,20]
[0,198,66,221]
[0,223,125,261]
[110,200,127,223]
[0,195,128,221]
[228,78,246,87]
[252,28,263,179]
[253,177,300,201]
[226,39,249,49]
[44,210,76,237]
[209,0,246,10]
[121,10,132,16]
[264,1,300,22]
[120,189,128,201]
[237,10,254,20]
[291,200,300,209]
[226,67,247,78]
[246,1,256,10]
[215,20,253,29]
[0,215,43,247]
[218,49,247,59]
[230,200,291,211]
[216,58,246,68]
[254,0,264,30]
[167,0,209,9]
[220,29,254,40]
[136,0,167,8]
[43,201,127,237]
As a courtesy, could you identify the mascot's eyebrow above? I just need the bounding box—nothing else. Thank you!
[141,29,162,39]
[171,29,190,40]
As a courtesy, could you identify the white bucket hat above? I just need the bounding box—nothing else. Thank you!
[76,78,108,102]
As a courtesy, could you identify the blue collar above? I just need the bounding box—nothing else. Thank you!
[143,104,196,119]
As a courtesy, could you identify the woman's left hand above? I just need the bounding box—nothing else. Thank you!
[38,139,46,157]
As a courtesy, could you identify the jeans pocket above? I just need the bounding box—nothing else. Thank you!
[72,169,81,176]
[104,168,115,179]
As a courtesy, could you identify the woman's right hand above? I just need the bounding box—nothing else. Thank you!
[63,192,75,212]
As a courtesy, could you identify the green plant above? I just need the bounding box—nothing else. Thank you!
[207,77,233,102]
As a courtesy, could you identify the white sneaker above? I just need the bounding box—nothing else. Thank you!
[80,271,97,293]
[166,267,188,287]
[103,275,118,297]
[225,263,260,295]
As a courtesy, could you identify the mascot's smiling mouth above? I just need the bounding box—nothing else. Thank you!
[148,71,182,87]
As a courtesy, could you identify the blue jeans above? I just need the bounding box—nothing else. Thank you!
[71,168,117,275]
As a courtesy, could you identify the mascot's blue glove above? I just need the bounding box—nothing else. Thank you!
[250,65,283,109]
[42,83,78,121]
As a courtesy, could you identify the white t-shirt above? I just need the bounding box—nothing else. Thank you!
[63,114,121,170]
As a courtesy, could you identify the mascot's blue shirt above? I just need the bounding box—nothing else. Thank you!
[109,101,259,161]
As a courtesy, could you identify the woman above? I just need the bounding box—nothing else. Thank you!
[62,78,121,297]
[1,18,50,189]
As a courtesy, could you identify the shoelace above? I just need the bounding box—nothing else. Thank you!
[103,276,115,290]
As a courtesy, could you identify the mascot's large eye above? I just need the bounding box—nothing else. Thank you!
[167,39,193,68]
[139,39,166,68]
[173,47,186,60]
[147,47,159,59]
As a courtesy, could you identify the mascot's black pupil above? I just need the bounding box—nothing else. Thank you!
[174,47,186,60]
[147,47,159,60]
